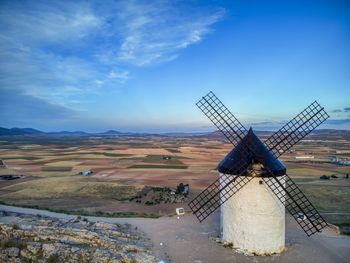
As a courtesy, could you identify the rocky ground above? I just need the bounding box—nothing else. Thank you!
[1,205,350,263]
[0,211,156,263]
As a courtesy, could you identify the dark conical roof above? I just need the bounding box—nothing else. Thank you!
[218,128,286,176]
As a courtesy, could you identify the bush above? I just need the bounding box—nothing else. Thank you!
[223,242,233,249]
[176,183,184,194]
[0,238,26,249]
[47,254,59,263]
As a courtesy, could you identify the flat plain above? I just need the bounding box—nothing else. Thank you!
[0,131,349,231]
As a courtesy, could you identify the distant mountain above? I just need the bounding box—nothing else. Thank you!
[0,127,44,136]
[19,128,45,134]
[0,127,349,140]
[0,127,126,137]
[201,129,350,141]
[308,129,350,141]
[99,130,122,135]
[48,131,88,136]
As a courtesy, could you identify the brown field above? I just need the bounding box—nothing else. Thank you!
[0,134,349,229]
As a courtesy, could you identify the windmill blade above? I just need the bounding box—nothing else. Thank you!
[197,91,248,147]
[189,135,254,222]
[264,101,329,157]
[188,173,253,222]
[263,174,327,236]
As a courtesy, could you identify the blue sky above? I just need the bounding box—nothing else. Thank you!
[0,0,349,132]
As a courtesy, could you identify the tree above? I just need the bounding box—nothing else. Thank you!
[176,183,184,194]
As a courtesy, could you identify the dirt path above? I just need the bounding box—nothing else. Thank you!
[1,205,350,263]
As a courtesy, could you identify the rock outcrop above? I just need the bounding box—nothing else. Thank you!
[0,211,156,263]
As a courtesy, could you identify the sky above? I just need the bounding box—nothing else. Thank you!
[0,0,349,133]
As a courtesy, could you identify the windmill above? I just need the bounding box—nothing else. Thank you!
[188,91,330,255]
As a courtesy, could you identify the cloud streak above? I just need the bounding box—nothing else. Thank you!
[0,0,224,119]
[111,1,225,66]
[0,88,75,128]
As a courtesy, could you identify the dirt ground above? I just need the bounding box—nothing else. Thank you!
[0,135,349,227]
[1,204,349,263]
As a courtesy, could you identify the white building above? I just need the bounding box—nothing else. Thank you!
[81,169,93,176]
[219,129,286,255]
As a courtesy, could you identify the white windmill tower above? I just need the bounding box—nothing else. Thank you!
[219,128,286,254]
[189,92,329,255]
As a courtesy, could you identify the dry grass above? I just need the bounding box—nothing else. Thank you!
[0,177,140,201]
[42,166,72,172]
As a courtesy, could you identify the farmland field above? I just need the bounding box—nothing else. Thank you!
[0,131,349,231]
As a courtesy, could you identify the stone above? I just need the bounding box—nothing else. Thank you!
[6,247,20,257]
[0,212,155,262]
[27,242,42,254]
[70,246,80,253]
[0,253,8,261]
[20,249,31,258]
[42,243,57,256]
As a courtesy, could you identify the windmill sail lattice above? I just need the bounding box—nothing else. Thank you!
[189,169,254,222]
[190,92,253,222]
[190,91,330,236]
[265,101,330,157]
[196,91,248,146]
[263,174,327,236]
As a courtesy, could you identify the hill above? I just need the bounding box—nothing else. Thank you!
[0,127,44,136]
[1,127,350,140]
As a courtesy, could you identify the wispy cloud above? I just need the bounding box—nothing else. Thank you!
[0,1,101,45]
[325,118,350,125]
[331,109,342,113]
[0,0,224,122]
[0,87,75,128]
[330,107,350,113]
[107,69,130,82]
[111,1,225,66]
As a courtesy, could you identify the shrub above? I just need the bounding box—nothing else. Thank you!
[176,183,184,194]
[47,254,59,263]
[0,238,26,249]
[223,242,233,249]
[127,248,139,253]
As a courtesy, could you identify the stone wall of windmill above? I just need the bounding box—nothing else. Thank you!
[220,173,286,255]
